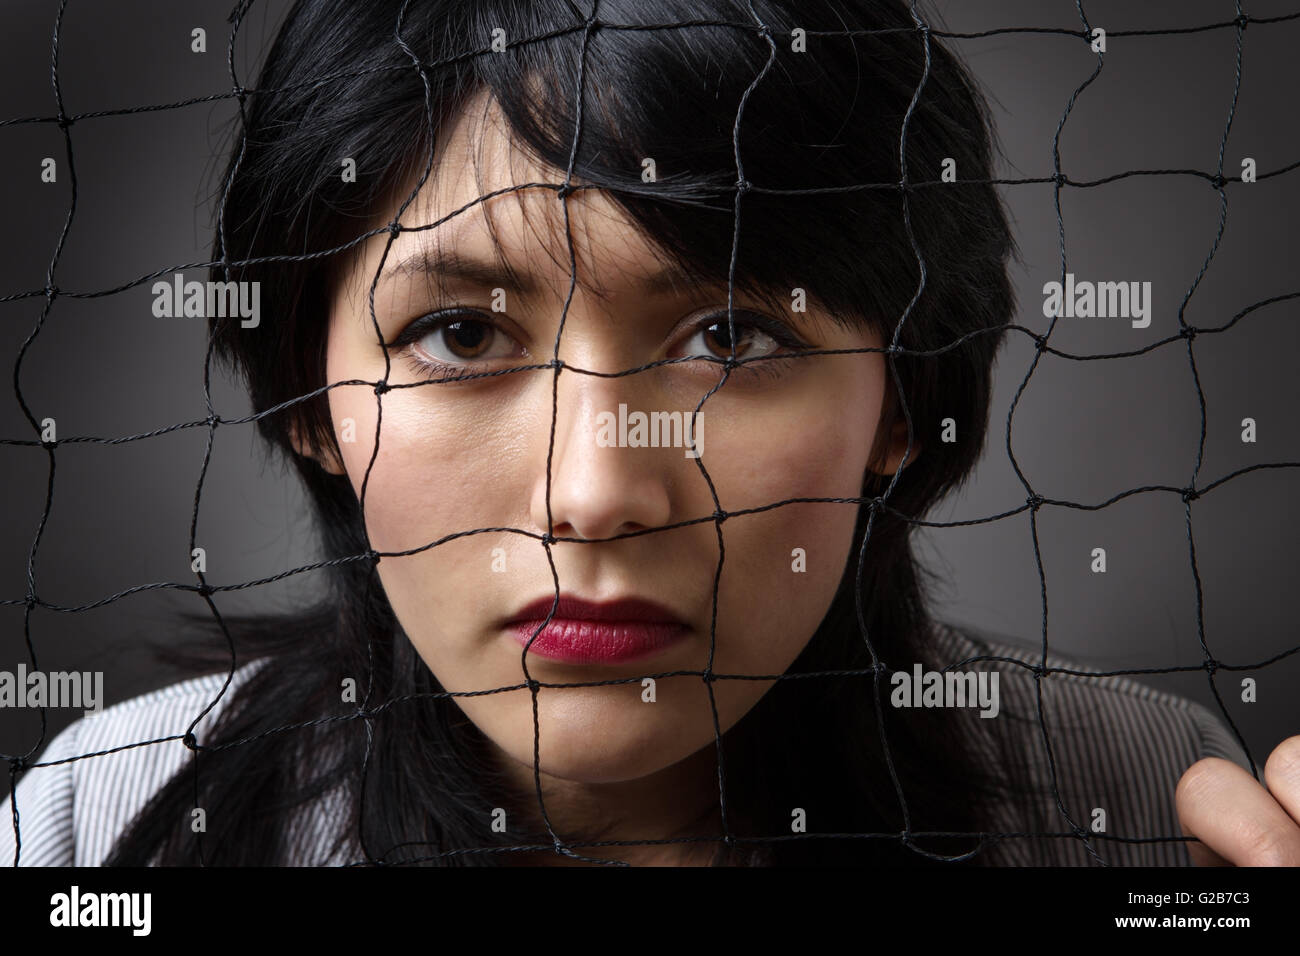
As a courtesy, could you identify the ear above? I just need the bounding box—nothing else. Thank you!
[866,412,921,476]
[288,419,347,476]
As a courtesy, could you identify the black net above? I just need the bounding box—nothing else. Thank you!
[4,0,1298,867]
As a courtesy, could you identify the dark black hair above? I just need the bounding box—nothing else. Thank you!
[107,0,1023,866]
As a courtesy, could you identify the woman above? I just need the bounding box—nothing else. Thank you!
[3,0,1292,867]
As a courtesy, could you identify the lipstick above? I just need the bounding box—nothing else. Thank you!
[506,594,691,664]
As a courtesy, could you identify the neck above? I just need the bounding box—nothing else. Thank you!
[493,740,725,866]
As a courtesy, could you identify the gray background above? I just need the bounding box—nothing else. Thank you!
[2,1,1296,775]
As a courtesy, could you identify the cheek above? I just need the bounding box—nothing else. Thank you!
[705,357,881,672]
[704,354,883,504]
[321,360,542,682]
[325,381,519,553]
[326,388,532,655]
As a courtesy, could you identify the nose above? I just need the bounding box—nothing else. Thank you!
[529,368,675,542]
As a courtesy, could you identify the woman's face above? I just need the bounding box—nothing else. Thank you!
[304,91,913,797]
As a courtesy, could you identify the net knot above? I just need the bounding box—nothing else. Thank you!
[1209,173,1227,190]
[1181,485,1200,503]
[43,285,58,298]
[387,222,401,238]
[735,178,752,194]
[1026,493,1045,511]
[9,756,27,775]
[56,114,71,130]
[1235,13,1250,30]
[1203,657,1220,675]
[701,669,715,683]
[195,582,214,597]
[540,531,556,545]
[367,549,381,564]
[1178,325,1198,341]
[869,495,886,510]
[1052,172,1067,187]
[556,183,574,200]
[374,381,391,396]
[182,731,199,751]
[712,507,728,523]
[526,678,540,691]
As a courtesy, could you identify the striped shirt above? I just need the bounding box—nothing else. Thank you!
[1,621,1251,866]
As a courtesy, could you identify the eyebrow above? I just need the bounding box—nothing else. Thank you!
[380,244,711,301]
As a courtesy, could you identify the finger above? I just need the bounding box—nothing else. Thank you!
[1187,835,1231,868]
[1176,758,1234,865]
[1263,735,1300,827]
[1176,756,1300,866]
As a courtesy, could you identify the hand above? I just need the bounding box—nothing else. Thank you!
[1176,735,1300,865]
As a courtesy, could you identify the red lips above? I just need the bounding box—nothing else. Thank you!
[508,594,688,626]
[506,594,691,664]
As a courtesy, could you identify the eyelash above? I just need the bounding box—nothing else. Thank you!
[383,308,519,383]
[383,307,812,383]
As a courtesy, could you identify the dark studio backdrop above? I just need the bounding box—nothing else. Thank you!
[1,0,1297,804]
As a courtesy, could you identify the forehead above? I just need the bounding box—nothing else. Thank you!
[350,88,675,304]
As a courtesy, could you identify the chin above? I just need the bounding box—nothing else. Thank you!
[512,714,709,786]
[531,753,672,786]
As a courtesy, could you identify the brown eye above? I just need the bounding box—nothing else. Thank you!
[390,309,525,370]
[681,310,788,361]
[701,319,768,358]
[439,319,493,359]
